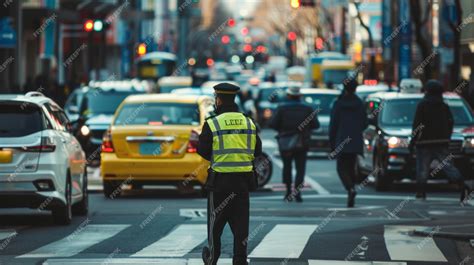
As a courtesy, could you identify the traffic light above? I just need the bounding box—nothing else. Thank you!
[241,27,249,36]
[137,43,147,56]
[227,18,236,27]
[84,19,104,32]
[315,37,324,50]
[243,44,252,53]
[290,0,300,8]
[290,0,315,8]
[221,35,230,44]
[288,31,297,41]
[84,20,94,32]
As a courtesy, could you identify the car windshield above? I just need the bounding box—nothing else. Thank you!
[85,90,141,115]
[0,102,43,137]
[302,94,339,115]
[114,103,200,126]
[322,69,350,85]
[380,98,474,126]
[259,88,284,102]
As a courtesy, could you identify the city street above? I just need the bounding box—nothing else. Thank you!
[0,130,472,265]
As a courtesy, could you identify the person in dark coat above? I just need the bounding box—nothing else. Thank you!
[329,79,368,207]
[410,79,471,201]
[269,86,319,202]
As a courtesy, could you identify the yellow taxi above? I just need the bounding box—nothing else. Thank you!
[100,94,213,197]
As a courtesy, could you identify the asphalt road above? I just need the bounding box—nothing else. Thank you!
[0,129,473,265]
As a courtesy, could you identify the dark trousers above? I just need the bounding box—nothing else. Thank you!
[281,151,307,192]
[336,153,358,191]
[206,191,249,265]
[416,145,463,187]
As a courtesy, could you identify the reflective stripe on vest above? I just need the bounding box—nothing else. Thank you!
[207,112,257,173]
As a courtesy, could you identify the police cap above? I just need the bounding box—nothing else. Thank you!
[214,82,240,95]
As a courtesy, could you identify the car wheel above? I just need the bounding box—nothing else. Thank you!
[103,180,119,199]
[73,168,89,216]
[255,153,273,188]
[374,155,391,191]
[52,175,72,225]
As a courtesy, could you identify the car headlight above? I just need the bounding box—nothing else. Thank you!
[465,138,474,148]
[80,125,90,136]
[386,136,409,149]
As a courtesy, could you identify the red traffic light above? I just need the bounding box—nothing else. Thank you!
[84,20,94,32]
[256,45,267,53]
[221,35,230,44]
[228,18,236,27]
[206,58,215,67]
[241,27,249,36]
[243,44,252,53]
[288,31,297,41]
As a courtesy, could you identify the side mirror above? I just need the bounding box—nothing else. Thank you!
[68,105,79,114]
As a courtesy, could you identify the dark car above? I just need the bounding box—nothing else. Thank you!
[253,82,297,126]
[358,91,474,191]
[64,81,146,162]
[300,88,341,154]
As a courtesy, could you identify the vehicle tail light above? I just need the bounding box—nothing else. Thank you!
[187,130,199,153]
[24,137,56,152]
[101,129,114,153]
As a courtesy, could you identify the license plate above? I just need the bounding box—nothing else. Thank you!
[0,150,12,163]
[139,143,161,156]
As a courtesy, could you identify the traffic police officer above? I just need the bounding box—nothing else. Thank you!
[198,82,262,265]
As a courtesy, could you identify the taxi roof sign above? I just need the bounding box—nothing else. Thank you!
[400,78,422,93]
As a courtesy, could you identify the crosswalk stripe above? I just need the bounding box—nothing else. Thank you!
[44,258,188,265]
[249,224,317,259]
[18,225,129,258]
[132,224,207,257]
[308,261,407,265]
[43,258,237,265]
[0,229,17,241]
[384,225,448,262]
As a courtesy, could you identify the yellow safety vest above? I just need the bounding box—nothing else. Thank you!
[207,112,257,173]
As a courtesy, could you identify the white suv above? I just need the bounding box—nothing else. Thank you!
[0,92,88,225]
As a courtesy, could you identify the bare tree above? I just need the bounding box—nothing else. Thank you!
[410,0,433,81]
[354,1,376,79]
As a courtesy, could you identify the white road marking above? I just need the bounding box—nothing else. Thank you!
[384,225,447,262]
[309,261,407,265]
[249,224,317,259]
[132,224,207,257]
[253,193,465,203]
[19,225,129,258]
[44,258,188,265]
[179,209,207,218]
[271,155,330,195]
[0,229,17,241]
[44,258,237,265]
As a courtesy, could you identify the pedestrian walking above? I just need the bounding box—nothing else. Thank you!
[410,79,471,202]
[329,79,368,208]
[197,83,262,265]
[270,86,319,202]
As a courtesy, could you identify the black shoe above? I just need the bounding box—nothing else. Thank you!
[347,189,356,208]
[202,246,210,264]
[284,192,293,202]
[295,194,303,203]
[415,191,426,200]
[460,185,471,204]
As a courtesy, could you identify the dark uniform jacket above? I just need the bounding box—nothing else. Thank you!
[411,94,453,146]
[269,99,320,149]
[197,104,263,192]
